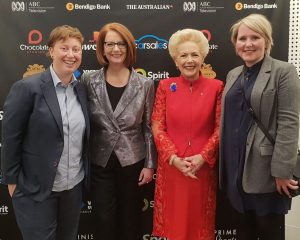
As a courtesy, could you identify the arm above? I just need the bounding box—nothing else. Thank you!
[200,82,224,167]
[142,79,157,169]
[1,80,33,185]
[272,64,300,177]
[139,79,156,185]
[272,64,300,197]
[151,80,177,163]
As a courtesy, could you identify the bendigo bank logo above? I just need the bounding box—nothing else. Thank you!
[66,2,74,11]
[135,35,168,50]
[235,2,243,10]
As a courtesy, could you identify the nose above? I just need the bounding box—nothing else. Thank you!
[186,55,193,62]
[245,40,254,47]
[66,49,75,56]
[112,44,121,50]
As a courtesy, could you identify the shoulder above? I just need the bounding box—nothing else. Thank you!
[228,65,243,76]
[131,69,154,88]
[81,69,103,84]
[270,57,296,72]
[10,70,46,93]
[202,77,224,91]
[158,77,179,87]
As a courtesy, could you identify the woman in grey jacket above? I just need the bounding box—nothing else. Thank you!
[219,14,300,240]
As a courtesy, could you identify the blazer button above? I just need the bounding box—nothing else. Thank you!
[53,161,58,167]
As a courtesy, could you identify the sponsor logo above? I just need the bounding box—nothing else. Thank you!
[215,229,237,240]
[126,4,173,10]
[28,30,43,44]
[90,31,99,43]
[200,63,217,79]
[183,1,224,13]
[23,64,46,78]
[135,35,168,50]
[66,2,74,11]
[0,111,3,121]
[82,43,97,51]
[0,205,9,215]
[183,2,197,12]
[66,2,110,11]
[20,30,48,54]
[80,201,92,214]
[74,69,81,79]
[11,1,54,13]
[235,2,278,10]
[135,68,170,80]
[11,1,25,11]
[143,234,167,240]
[82,69,98,74]
[142,198,154,212]
[77,234,94,239]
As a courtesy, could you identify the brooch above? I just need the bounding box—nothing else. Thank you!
[170,82,177,92]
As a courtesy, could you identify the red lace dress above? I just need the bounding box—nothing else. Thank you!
[152,75,223,240]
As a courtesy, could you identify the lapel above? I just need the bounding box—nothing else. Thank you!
[113,70,141,119]
[40,68,64,138]
[90,68,119,129]
[250,56,272,118]
[223,66,243,98]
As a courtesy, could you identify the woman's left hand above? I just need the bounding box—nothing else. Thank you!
[184,154,205,175]
[138,168,154,186]
[275,177,299,198]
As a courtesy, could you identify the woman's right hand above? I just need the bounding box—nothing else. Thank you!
[8,184,17,197]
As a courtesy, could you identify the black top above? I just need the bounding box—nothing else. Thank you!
[106,81,126,111]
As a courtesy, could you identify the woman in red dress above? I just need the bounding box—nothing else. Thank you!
[152,29,223,240]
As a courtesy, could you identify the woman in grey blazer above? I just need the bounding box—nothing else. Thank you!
[219,14,300,240]
[82,22,156,240]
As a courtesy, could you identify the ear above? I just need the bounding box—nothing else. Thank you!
[49,47,54,59]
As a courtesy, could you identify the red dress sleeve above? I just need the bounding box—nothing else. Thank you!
[200,83,224,167]
[151,80,177,163]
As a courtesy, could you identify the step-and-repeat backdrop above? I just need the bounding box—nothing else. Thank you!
[0,0,299,239]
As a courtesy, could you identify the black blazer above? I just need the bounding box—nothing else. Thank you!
[1,67,90,201]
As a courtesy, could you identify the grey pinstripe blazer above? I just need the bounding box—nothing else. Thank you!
[219,56,300,193]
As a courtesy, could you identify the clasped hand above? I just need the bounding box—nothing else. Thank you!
[172,154,205,179]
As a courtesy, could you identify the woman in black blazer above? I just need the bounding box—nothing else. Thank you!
[1,25,90,240]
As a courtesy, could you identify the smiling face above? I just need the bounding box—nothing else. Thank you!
[103,30,127,66]
[235,24,266,67]
[174,41,204,81]
[49,37,82,83]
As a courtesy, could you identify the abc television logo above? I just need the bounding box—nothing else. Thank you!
[183,2,196,12]
[11,1,26,11]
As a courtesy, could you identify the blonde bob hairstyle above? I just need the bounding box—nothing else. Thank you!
[96,22,136,67]
[47,25,84,53]
[168,29,209,60]
[230,14,274,55]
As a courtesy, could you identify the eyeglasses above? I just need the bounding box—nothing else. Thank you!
[104,41,127,49]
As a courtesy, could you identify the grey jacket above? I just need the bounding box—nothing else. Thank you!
[82,68,157,168]
[219,56,300,193]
